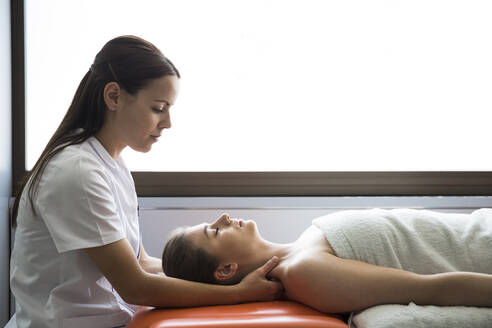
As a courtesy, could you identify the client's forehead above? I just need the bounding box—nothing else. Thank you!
[184,223,208,245]
[184,224,203,236]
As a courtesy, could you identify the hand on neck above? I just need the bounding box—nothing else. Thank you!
[238,241,295,279]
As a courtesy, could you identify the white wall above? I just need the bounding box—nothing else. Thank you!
[139,196,492,258]
[0,0,11,324]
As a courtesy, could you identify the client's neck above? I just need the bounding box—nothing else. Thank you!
[240,240,296,276]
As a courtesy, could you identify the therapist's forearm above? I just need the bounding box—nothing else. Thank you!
[140,256,163,275]
[128,272,242,307]
[85,238,277,307]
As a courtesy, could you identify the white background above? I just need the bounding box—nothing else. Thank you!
[26,0,492,171]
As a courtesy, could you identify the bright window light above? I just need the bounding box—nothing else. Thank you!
[26,0,492,171]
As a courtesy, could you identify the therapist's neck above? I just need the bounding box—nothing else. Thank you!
[95,126,126,159]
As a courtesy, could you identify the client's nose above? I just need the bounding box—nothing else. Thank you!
[215,213,231,226]
[210,213,231,229]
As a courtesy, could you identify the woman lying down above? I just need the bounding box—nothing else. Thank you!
[161,208,492,314]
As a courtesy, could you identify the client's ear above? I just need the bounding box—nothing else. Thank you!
[214,263,239,281]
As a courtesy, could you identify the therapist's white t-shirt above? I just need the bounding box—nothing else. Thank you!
[10,137,140,328]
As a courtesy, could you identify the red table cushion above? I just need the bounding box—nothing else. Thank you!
[127,301,348,328]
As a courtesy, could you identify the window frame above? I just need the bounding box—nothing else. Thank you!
[11,0,492,197]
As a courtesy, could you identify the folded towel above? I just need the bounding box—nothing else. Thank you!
[350,303,492,328]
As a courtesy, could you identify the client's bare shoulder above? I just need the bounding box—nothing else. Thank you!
[295,225,336,256]
[269,225,336,301]
[273,246,336,311]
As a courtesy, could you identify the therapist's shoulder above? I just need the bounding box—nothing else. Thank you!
[51,141,103,168]
[33,141,120,212]
[43,142,109,188]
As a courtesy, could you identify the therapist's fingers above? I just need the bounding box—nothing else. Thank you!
[255,256,284,300]
[267,279,284,300]
[255,256,279,277]
[238,256,283,302]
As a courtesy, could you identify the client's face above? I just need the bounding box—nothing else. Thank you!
[185,213,260,263]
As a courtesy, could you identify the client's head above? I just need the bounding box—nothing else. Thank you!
[162,213,264,285]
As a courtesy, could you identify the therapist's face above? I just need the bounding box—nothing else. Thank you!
[185,213,261,264]
[114,75,180,153]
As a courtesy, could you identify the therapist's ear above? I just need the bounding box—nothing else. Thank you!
[214,263,239,281]
[103,82,123,111]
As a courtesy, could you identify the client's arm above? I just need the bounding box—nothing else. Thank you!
[283,252,492,313]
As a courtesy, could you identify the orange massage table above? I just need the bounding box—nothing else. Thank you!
[127,301,349,328]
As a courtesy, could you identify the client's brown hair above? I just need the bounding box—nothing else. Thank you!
[162,227,222,284]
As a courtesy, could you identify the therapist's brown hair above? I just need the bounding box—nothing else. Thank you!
[11,35,180,227]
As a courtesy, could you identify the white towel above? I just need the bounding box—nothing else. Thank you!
[351,303,492,328]
[312,208,492,274]
[312,208,492,328]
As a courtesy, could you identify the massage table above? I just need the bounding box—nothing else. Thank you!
[127,301,349,328]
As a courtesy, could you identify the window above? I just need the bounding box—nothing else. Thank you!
[12,0,492,196]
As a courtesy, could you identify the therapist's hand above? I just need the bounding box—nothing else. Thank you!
[236,256,283,302]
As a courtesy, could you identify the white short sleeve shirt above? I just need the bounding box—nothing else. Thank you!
[10,137,141,328]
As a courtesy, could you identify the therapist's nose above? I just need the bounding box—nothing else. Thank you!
[158,111,172,129]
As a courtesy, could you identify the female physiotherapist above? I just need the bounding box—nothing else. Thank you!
[8,35,282,328]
